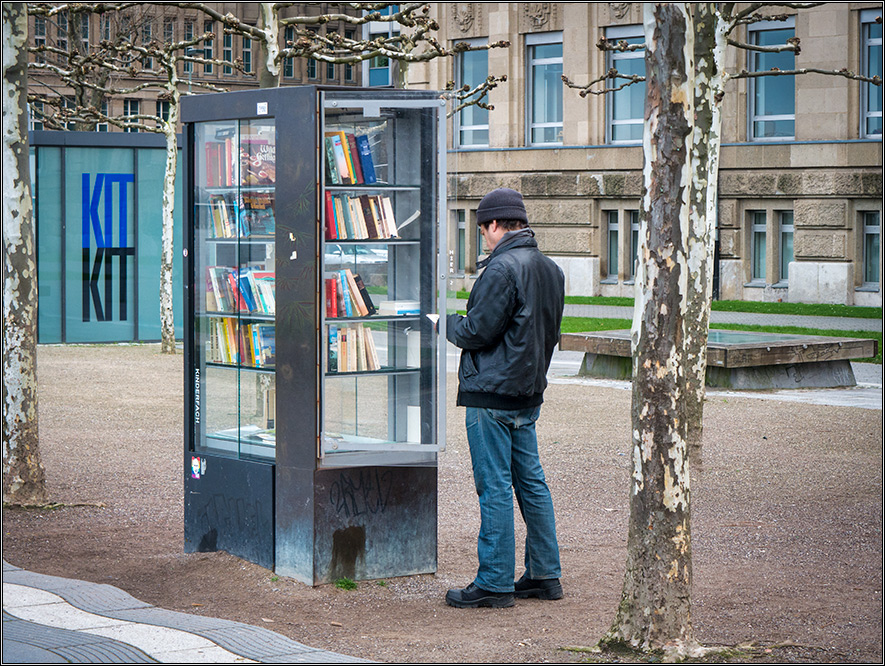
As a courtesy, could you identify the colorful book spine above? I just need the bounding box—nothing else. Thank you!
[355,134,377,184]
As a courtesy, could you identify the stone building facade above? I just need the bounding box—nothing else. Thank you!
[410,3,882,306]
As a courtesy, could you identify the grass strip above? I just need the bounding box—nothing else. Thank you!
[456,290,882,319]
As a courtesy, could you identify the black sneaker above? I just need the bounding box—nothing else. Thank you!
[445,583,515,608]
[514,574,563,600]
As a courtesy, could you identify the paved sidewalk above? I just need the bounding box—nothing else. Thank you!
[3,561,369,664]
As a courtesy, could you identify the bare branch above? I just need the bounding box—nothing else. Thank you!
[728,35,801,55]
[443,74,507,117]
[562,70,645,98]
[730,66,882,85]
[596,37,646,53]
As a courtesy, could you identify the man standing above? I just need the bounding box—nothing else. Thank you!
[444,187,565,609]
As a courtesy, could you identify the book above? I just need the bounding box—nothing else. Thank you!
[342,269,369,317]
[239,191,275,236]
[324,136,341,185]
[346,134,365,184]
[380,196,399,238]
[336,131,358,184]
[359,195,379,239]
[325,133,352,185]
[328,324,338,372]
[355,134,377,184]
[352,273,377,315]
[325,277,338,318]
[338,271,353,317]
[240,132,275,186]
[324,192,337,240]
[378,300,421,316]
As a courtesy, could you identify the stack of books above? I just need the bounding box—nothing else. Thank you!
[325,193,398,240]
[206,267,275,315]
[327,323,380,372]
[324,130,377,185]
[325,269,376,318]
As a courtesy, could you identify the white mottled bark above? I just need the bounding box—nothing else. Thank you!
[159,85,180,354]
[606,3,702,658]
[684,3,727,454]
[258,3,281,88]
[3,2,47,504]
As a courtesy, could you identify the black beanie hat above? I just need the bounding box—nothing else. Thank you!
[476,187,528,225]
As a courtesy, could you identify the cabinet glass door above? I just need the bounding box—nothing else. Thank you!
[193,118,276,461]
[320,94,444,464]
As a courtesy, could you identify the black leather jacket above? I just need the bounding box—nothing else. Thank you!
[446,229,565,409]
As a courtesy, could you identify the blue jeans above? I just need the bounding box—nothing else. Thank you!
[465,406,561,592]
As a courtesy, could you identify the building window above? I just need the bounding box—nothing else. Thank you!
[57,11,68,63]
[779,211,794,284]
[183,21,194,74]
[29,101,44,131]
[327,60,336,81]
[606,25,645,144]
[862,211,880,286]
[526,32,563,145]
[156,99,170,127]
[307,58,317,80]
[364,5,399,87]
[142,20,153,70]
[283,26,295,78]
[455,39,489,147]
[96,99,108,132]
[344,31,355,82]
[203,21,214,74]
[748,18,795,141]
[34,17,46,63]
[750,211,767,281]
[629,210,640,280]
[123,99,140,132]
[455,209,467,273]
[243,37,252,74]
[222,33,233,74]
[606,211,619,279]
[164,18,175,45]
[861,9,882,138]
[77,13,89,50]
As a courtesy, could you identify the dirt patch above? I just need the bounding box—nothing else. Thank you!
[3,344,882,663]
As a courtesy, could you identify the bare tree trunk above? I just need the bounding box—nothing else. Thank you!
[603,4,701,658]
[683,3,726,458]
[3,2,48,505]
[159,93,180,354]
[257,2,281,88]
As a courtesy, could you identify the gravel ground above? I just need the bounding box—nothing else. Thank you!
[2,343,882,663]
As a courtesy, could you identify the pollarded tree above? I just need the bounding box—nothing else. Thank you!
[3,2,47,505]
[563,2,881,659]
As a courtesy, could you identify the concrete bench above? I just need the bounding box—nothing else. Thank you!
[559,329,878,390]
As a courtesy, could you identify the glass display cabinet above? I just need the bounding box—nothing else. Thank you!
[182,87,446,585]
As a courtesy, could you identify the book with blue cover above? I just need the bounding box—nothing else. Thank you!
[355,134,377,184]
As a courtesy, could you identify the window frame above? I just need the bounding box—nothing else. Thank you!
[222,33,233,75]
[748,18,796,142]
[123,98,140,133]
[750,210,768,282]
[526,31,564,146]
[605,211,619,280]
[454,38,490,148]
[283,26,296,78]
[605,24,646,145]
[363,5,400,87]
[777,210,794,285]
[860,8,883,139]
[861,210,881,288]
[203,20,214,74]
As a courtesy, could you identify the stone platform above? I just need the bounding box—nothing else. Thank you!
[559,329,878,390]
